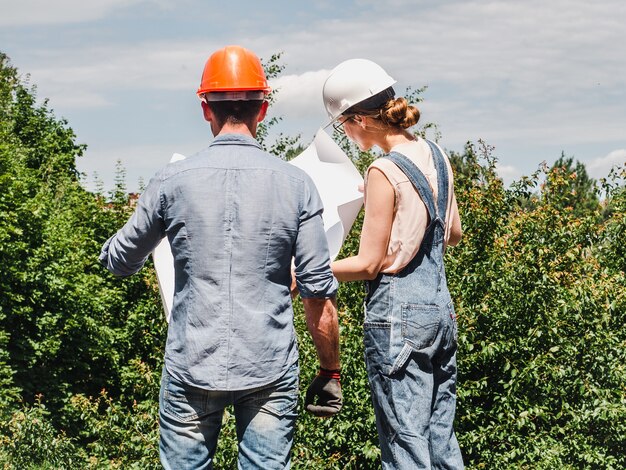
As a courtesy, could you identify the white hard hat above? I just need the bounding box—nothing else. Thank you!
[322,59,397,127]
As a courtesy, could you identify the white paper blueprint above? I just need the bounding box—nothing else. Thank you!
[152,153,185,322]
[153,131,363,321]
[289,128,364,260]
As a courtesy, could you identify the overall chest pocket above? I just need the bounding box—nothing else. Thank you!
[401,304,441,350]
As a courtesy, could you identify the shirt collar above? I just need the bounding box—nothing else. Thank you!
[209,133,263,149]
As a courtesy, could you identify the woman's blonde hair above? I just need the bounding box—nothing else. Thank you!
[348,96,420,129]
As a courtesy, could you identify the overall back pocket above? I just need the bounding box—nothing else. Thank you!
[401,304,441,350]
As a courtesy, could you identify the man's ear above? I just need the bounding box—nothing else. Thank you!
[257,100,269,123]
[201,100,213,122]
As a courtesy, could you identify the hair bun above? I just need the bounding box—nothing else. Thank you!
[381,97,420,129]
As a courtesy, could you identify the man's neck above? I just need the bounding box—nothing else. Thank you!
[216,122,256,138]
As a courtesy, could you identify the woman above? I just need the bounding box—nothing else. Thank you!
[323,59,464,469]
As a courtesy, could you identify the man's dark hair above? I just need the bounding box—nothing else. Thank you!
[207,100,264,128]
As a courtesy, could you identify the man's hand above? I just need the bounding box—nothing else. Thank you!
[305,368,343,417]
[301,297,341,416]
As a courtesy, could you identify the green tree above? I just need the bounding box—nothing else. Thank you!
[0,52,165,468]
[548,152,600,217]
[257,52,301,158]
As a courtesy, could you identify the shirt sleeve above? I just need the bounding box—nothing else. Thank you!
[293,175,338,298]
[98,174,166,277]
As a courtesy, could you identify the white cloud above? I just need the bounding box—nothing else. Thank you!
[21,40,216,109]
[16,0,626,121]
[496,163,523,185]
[0,0,157,26]
[267,0,626,95]
[586,149,626,179]
[5,0,625,187]
[251,0,626,150]
[269,69,330,121]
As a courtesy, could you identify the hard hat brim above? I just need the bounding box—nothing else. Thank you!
[322,85,396,129]
[201,90,268,102]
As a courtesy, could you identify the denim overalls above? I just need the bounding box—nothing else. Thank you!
[363,140,464,469]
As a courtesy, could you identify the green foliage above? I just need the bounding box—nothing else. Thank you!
[1,50,625,469]
[599,167,626,273]
[447,143,626,468]
[290,280,381,468]
[64,389,161,469]
[256,52,301,157]
[0,397,81,469]
[548,152,601,217]
[0,52,166,468]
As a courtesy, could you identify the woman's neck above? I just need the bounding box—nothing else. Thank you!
[377,129,416,153]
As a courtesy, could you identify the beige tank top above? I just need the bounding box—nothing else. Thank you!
[365,138,459,274]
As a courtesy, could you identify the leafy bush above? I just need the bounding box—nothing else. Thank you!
[447,143,626,468]
[0,397,80,469]
[0,52,165,468]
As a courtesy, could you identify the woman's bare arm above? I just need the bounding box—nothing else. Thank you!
[332,168,394,281]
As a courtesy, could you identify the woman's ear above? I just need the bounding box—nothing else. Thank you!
[353,115,366,128]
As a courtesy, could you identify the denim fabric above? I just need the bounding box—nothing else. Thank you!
[99,134,337,391]
[363,141,464,469]
[159,362,299,469]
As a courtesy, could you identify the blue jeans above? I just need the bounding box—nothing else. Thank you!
[159,362,299,469]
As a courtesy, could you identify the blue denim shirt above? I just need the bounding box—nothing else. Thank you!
[99,134,338,390]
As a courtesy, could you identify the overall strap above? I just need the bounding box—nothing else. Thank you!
[384,139,449,231]
[425,140,449,225]
[385,152,437,224]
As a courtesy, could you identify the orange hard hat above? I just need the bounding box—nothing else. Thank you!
[197,45,271,100]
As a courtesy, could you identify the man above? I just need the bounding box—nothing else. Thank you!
[99,45,342,469]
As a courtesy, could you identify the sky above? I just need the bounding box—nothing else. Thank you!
[1,0,625,192]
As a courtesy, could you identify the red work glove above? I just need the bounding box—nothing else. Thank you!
[305,368,343,417]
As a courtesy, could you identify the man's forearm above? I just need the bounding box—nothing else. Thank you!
[302,297,340,370]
